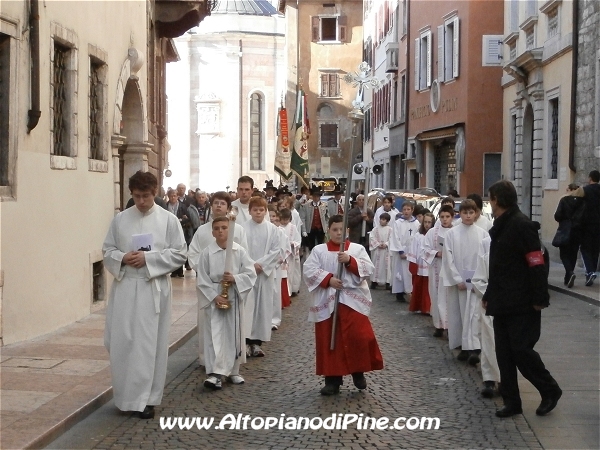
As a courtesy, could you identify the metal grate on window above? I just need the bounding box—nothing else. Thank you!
[0,34,9,186]
[510,44,517,60]
[550,99,558,179]
[433,145,457,195]
[547,10,558,38]
[525,30,534,50]
[320,123,338,148]
[53,43,69,156]
[90,61,102,160]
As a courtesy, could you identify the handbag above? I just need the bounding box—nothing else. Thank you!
[551,220,571,247]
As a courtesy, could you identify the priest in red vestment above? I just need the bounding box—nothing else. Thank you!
[303,215,383,395]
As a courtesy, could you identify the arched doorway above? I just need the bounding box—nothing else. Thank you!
[118,79,146,209]
[521,103,534,218]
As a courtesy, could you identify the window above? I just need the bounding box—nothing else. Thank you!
[320,73,340,98]
[363,107,371,142]
[317,103,339,150]
[0,18,18,199]
[438,17,460,82]
[547,9,558,38]
[415,30,432,90]
[510,112,517,179]
[548,98,559,179]
[0,33,11,188]
[510,0,520,32]
[50,23,78,169]
[402,0,407,36]
[540,0,561,40]
[510,43,517,60]
[525,29,535,49]
[311,16,347,43]
[363,38,373,69]
[88,46,108,171]
[249,93,264,170]
[92,261,105,303]
[400,74,406,122]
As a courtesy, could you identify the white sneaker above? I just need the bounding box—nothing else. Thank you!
[246,344,252,358]
[228,375,245,385]
[252,344,265,357]
[204,375,222,390]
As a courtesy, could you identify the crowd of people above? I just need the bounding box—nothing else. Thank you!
[102,169,599,421]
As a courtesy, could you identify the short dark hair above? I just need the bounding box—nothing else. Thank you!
[278,208,292,220]
[380,212,391,222]
[459,199,478,212]
[382,195,394,204]
[441,197,455,207]
[567,183,579,191]
[488,180,518,208]
[402,200,415,210]
[439,205,455,216]
[210,191,231,208]
[212,216,229,228]
[237,175,254,188]
[589,170,600,182]
[129,171,158,192]
[466,193,483,211]
[328,214,343,228]
[413,204,426,216]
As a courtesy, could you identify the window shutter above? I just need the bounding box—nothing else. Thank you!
[438,25,445,82]
[321,74,329,97]
[482,35,503,66]
[330,74,338,97]
[453,17,460,78]
[414,38,420,90]
[426,32,432,87]
[338,16,347,42]
[311,16,320,42]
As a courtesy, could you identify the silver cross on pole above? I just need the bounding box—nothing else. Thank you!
[330,63,380,350]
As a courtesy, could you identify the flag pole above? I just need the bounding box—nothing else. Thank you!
[330,62,379,350]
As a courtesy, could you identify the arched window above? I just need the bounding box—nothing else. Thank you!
[250,93,264,170]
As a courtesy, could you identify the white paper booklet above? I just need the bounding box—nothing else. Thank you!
[462,269,475,290]
[132,233,154,252]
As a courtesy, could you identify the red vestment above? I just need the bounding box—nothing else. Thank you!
[281,278,291,308]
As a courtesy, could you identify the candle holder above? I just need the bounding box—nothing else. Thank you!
[217,281,231,310]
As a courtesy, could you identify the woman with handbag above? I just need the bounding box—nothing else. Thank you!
[553,183,585,288]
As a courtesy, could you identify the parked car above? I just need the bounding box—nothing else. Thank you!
[430,197,494,222]
[367,188,441,215]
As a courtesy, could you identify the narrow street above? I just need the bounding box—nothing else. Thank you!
[48,281,600,450]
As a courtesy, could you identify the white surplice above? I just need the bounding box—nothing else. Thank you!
[187,219,249,366]
[389,216,420,294]
[423,222,452,329]
[272,227,292,327]
[441,223,489,350]
[373,206,400,225]
[282,222,302,293]
[196,242,256,377]
[303,243,374,323]
[242,219,280,341]
[408,233,429,276]
[474,215,493,232]
[103,204,187,412]
[471,236,500,383]
[369,225,392,284]
[291,208,305,236]
[231,199,270,226]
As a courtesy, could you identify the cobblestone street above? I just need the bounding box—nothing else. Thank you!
[91,286,543,450]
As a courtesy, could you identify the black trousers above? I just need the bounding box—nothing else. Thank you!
[306,228,325,250]
[493,311,560,407]
[559,236,580,278]
[580,226,600,274]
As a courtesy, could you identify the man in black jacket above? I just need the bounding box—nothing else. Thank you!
[483,180,561,418]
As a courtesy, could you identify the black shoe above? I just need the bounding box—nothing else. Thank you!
[536,388,562,416]
[385,283,391,290]
[468,351,481,366]
[495,404,523,418]
[481,381,495,398]
[370,282,377,290]
[585,273,596,286]
[567,273,576,288]
[320,384,340,396]
[433,328,444,338]
[396,293,406,302]
[138,405,155,419]
[352,373,367,390]
[456,350,469,361]
[563,273,570,286]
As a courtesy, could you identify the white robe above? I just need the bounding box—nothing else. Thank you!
[441,223,489,350]
[369,225,392,284]
[272,228,292,327]
[196,242,256,377]
[231,199,270,226]
[471,236,500,383]
[474,215,493,232]
[282,222,302,293]
[291,208,305,236]
[187,219,249,366]
[242,219,280,341]
[389,216,420,294]
[303,243,375,323]
[373,206,400,225]
[423,223,451,329]
[408,233,428,276]
[103,204,187,412]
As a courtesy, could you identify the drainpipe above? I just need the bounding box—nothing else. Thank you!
[238,39,243,178]
[402,0,411,189]
[27,0,41,133]
[568,0,579,173]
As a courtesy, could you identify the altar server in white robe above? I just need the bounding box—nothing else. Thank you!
[471,235,501,398]
[242,196,281,357]
[423,205,455,337]
[467,193,493,232]
[196,217,257,390]
[279,207,302,295]
[103,171,187,419]
[373,194,400,225]
[231,175,270,225]
[369,212,392,288]
[441,199,489,364]
[188,191,249,367]
[269,208,290,330]
[389,201,420,302]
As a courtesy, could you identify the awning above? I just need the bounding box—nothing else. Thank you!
[416,126,457,141]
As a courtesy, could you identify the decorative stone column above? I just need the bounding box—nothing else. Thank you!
[111,134,126,214]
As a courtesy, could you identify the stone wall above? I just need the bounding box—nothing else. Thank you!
[574,0,600,184]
